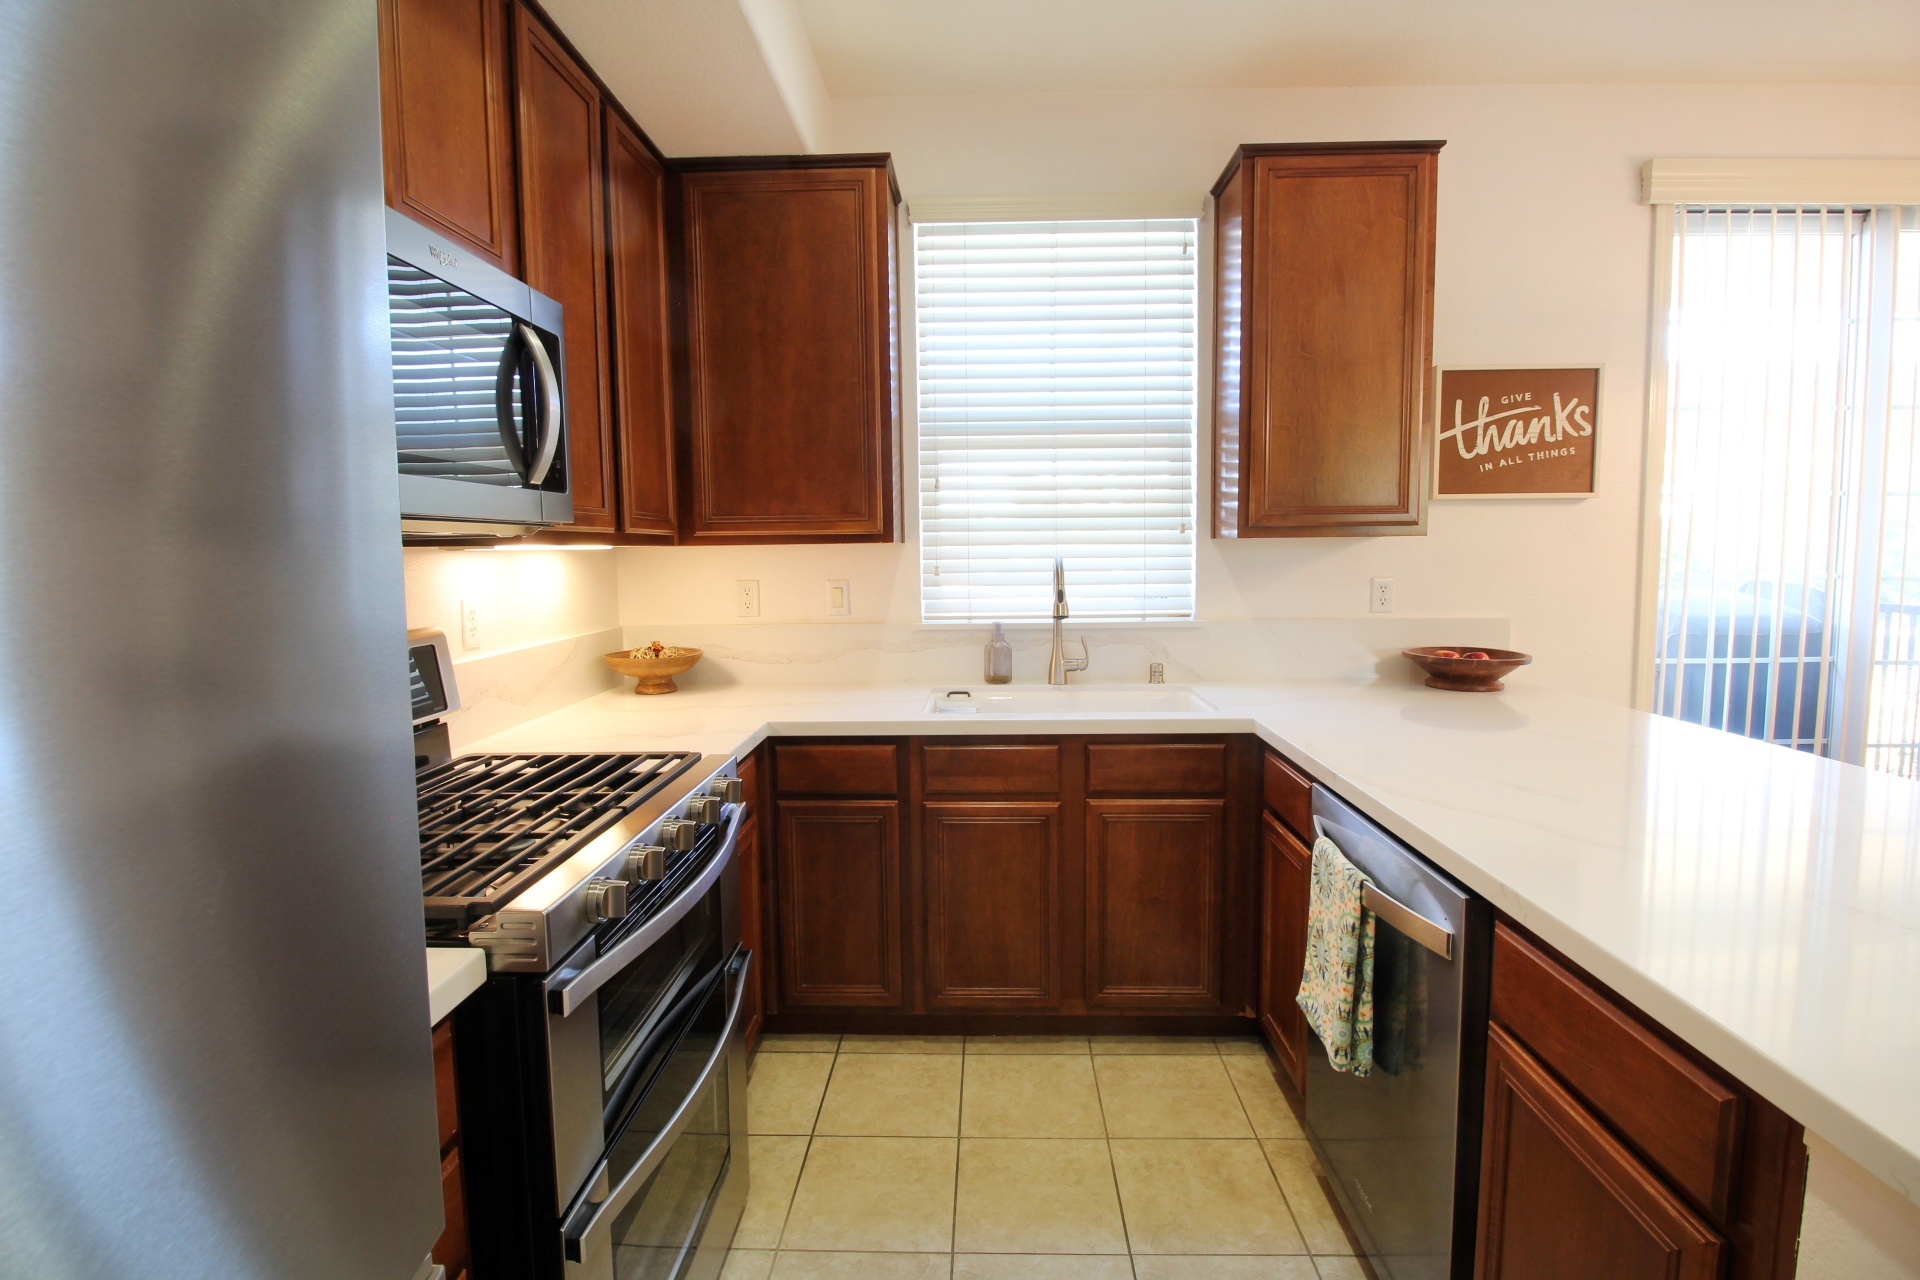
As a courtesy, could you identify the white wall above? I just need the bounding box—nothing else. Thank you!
[610,82,1920,705]
[403,547,618,656]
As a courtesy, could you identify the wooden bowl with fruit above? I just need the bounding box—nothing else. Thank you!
[1402,646,1532,693]
[603,642,703,695]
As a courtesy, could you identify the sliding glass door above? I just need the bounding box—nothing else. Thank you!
[1649,205,1920,773]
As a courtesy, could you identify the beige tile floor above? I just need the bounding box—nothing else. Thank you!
[724,1033,1372,1280]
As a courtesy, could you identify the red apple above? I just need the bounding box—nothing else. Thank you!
[1432,649,1460,658]
[1464,650,1491,660]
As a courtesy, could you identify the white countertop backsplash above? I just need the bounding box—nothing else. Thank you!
[462,673,1920,1209]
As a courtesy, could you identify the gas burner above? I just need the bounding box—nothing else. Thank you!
[417,751,698,934]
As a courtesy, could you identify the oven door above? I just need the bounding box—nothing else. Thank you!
[561,947,750,1280]
[542,806,744,1219]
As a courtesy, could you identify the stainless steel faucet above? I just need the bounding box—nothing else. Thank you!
[1048,556,1089,685]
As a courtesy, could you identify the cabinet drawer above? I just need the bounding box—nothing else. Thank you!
[1492,924,1742,1221]
[1262,751,1314,838]
[775,744,898,795]
[1087,742,1227,794]
[924,744,1061,795]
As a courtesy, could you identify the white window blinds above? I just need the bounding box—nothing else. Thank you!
[915,219,1198,622]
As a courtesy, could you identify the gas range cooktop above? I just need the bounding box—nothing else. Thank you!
[417,751,701,938]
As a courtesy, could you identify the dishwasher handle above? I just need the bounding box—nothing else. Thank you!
[1312,816,1454,960]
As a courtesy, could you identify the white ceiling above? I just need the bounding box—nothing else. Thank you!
[793,0,1920,96]
[537,0,810,155]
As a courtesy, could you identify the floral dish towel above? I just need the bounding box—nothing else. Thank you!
[1295,834,1377,1076]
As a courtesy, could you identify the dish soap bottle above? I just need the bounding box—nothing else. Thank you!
[984,622,1013,684]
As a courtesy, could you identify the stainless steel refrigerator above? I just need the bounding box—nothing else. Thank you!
[0,1,442,1277]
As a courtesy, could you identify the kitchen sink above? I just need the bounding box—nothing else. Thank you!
[926,685,1219,716]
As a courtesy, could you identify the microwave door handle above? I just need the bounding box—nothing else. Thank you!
[562,948,751,1263]
[493,324,531,481]
[522,323,562,486]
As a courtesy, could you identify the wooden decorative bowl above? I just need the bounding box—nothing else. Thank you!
[603,646,703,695]
[1403,646,1532,693]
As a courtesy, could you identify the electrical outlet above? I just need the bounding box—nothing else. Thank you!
[827,579,850,617]
[460,599,481,650]
[736,580,761,617]
[1370,577,1394,614]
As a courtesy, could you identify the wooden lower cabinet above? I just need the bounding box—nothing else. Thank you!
[1477,1023,1724,1280]
[923,802,1063,1007]
[775,799,902,1006]
[430,1018,471,1280]
[1258,810,1311,1088]
[1085,799,1226,1008]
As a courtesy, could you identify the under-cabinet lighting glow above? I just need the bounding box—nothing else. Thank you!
[489,544,614,552]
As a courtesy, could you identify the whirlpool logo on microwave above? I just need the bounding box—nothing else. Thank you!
[427,243,461,271]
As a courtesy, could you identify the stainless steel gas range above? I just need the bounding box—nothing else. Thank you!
[411,636,750,1280]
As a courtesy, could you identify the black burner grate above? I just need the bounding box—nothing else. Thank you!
[416,751,699,929]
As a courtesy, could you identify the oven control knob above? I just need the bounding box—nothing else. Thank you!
[686,796,723,826]
[658,818,699,851]
[624,844,666,884]
[708,777,744,804]
[584,877,629,922]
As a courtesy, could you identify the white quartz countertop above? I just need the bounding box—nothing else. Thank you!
[465,679,1920,1206]
[426,947,486,1027]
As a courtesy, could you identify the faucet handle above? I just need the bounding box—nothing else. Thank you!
[1066,638,1089,673]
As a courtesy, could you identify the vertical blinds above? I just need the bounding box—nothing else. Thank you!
[915,219,1198,622]
[1650,204,1920,774]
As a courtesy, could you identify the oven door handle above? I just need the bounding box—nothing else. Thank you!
[548,803,742,1018]
[561,948,751,1263]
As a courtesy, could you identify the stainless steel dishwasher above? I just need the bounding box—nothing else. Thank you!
[1304,784,1492,1280]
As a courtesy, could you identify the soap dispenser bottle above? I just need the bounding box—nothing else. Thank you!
[985,622,1013,684]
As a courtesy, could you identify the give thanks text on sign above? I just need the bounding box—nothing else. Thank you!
[1434,366,1600,498]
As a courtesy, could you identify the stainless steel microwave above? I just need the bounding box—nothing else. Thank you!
[385,207,573,537]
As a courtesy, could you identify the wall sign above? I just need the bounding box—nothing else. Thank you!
[1433,365,1601,498]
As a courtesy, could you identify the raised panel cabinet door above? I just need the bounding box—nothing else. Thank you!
[1476,1023,1725,1280]
[1085,799,1226,1008]
[776,800,903,1006]
[923,803,1063,1007]
[1259,811,1311,1090]
[377,0,517,270]
[677,160,899,543]
[605,111,675,540]
[1213,142,1440,538]
[513,7,616,530]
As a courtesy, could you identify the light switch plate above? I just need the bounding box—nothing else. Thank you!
[827,579,850,617]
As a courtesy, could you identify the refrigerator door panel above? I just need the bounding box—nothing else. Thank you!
[0,1,441,1277]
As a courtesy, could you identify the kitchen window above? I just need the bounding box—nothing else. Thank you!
[1642,169,1920,773]
[913,217,1198,622]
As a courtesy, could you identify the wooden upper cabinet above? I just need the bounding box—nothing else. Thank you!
[513,8,615,530]
[675,158,901,543]
[1213,142,1441,537]
[1477,1024,1725,1280]
[377,0,518,271]
[604,111,675,540]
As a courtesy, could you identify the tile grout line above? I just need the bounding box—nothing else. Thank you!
[1224,1043,1313,1248]
[950,1044,964,1275]
[1085,1044,1142,1279]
